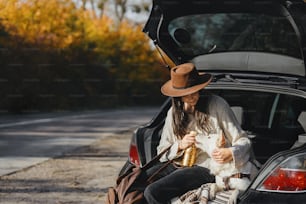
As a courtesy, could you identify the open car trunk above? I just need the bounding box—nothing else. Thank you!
[135,88,306,165]
[144,0,306,78]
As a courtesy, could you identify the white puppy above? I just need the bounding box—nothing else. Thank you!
[202,133,252,191]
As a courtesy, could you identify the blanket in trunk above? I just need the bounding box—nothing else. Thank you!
[171,183,239,204]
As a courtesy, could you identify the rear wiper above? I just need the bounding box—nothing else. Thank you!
[208,44,217,53]
[214,74,241,83]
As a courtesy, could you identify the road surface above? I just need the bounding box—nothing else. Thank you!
[0,107,159,176]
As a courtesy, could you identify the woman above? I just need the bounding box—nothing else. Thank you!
[143,63,255,204]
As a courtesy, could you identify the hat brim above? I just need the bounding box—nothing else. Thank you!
[161,73,212,97]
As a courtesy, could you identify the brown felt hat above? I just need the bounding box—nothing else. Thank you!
[161,63,212,97]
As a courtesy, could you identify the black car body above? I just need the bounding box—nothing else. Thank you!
[120,0,306,203]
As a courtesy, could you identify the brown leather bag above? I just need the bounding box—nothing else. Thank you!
[106,146,172,204]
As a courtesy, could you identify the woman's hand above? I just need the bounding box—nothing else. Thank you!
[178,131,197,150]
[212,148,233,164]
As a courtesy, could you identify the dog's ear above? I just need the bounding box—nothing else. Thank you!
[217,132,226,148]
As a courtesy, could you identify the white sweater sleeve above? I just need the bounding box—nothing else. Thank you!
[157,107,183,162]
[213,96,251,169]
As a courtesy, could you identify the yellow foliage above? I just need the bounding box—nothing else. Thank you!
[0,0,156,55]
[0,0,85,48]
[0,0,167,82]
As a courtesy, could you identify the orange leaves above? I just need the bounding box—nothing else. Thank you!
[0,0,168,94]
[0,0,157,64]
[0,0,83,49]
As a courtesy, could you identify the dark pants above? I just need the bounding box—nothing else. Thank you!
[143,163,215,204]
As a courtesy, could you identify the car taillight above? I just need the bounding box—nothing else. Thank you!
[262,168,306,191]
[258,153,306,192]
[129,143,140,166]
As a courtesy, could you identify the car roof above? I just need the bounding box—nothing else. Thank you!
[144,0,306,77]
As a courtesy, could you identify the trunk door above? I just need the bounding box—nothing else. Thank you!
[144,0,306,77]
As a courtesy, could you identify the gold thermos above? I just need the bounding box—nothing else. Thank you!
[181,144,197,167]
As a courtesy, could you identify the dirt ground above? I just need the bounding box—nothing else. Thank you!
[0,131,131,204]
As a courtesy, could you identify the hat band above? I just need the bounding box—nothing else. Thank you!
[172,78,198,90]
[172,86,189,90]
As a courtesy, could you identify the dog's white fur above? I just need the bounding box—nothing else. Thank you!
[201,133,251,191]
[207,160,251,191]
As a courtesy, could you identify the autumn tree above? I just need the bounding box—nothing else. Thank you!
[0,0,166,112]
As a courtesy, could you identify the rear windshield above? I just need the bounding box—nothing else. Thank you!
[168,13,301,59]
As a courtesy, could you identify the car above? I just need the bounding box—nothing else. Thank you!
[119,0,306,203]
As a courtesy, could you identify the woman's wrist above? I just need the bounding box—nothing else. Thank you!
[178,140,183,151]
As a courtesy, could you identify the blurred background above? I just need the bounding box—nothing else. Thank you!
[0,0,171,113]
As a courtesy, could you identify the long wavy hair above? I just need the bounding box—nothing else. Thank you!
[172,95,212,139]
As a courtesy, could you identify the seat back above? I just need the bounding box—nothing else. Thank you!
[297,111,306,132]
[231,106,244,125]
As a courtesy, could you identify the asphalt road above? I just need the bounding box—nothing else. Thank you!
[0,107,159,176]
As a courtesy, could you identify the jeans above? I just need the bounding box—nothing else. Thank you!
[143,163,215,204]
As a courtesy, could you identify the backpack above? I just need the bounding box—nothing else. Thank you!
[106,146,172,204]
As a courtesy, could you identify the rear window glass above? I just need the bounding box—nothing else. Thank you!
[168,13,301,59]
